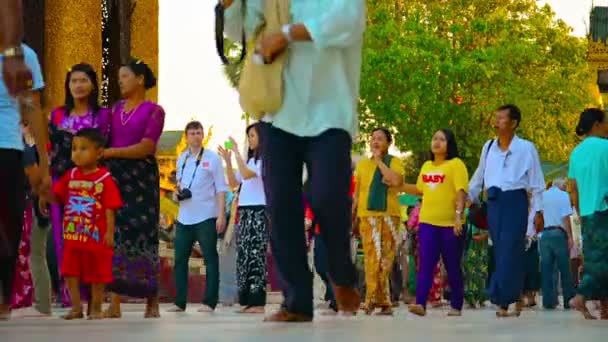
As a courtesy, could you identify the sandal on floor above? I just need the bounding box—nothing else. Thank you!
[62,309,84,320]
[571,296,597,320]
[408,304,426,316]
[374,307,393,316]
[447,309,462,317]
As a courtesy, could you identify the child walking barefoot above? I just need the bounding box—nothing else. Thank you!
[47,128,122,319]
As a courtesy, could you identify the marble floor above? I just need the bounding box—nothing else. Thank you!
[0,304,605,342]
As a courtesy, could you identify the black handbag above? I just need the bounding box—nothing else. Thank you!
[467,139,494,230]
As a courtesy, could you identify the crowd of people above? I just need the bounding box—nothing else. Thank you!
[1,0,607,325]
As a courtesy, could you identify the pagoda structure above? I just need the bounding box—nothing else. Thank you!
[588,6,608,107]
[22,0,159,109]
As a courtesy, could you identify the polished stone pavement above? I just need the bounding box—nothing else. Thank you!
[0,304,605,342]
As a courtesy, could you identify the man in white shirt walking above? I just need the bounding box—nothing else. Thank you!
[169,121,228,313]
[469,104,546,317]
[538,178,575,309]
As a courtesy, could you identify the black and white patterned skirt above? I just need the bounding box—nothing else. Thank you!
[236,205,269,306]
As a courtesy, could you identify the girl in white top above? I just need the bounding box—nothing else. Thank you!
[219,123,268,313]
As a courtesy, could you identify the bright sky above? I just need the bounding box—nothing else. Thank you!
[158,0,596,150]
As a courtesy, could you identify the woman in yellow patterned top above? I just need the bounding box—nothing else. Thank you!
[353,128,404,315]
[385,128,468,317]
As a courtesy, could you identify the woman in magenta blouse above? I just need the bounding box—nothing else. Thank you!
[102,59,165,319]
[47,63,110,308]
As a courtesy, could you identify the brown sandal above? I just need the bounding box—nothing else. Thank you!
[62,308,84,320]
[447,309,462,317]
[408,304,426,316]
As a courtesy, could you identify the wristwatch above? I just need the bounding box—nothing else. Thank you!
[281,24,294,43]
[2,45,24,59]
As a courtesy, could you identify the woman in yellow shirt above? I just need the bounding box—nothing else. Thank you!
[386,128,468,317]
[353,128,404,315]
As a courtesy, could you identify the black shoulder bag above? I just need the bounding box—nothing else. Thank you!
[467,140,495,231]
[215,1,247,65]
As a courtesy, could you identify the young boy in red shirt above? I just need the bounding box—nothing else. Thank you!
[49,128,122,320]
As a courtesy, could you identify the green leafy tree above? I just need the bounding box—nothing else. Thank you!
[359,0,597,174]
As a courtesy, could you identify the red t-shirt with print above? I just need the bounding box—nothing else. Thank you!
[53,167,123,252]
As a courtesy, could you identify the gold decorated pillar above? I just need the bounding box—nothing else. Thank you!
[131,0,159,102]
[44,0,103,111]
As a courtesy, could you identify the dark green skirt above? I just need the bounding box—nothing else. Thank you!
[579,210,608,300]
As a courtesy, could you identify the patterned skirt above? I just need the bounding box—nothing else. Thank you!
[236,205,269,306]
[10,203,33,309]
[106,157,160,298]
[579,210,608,300]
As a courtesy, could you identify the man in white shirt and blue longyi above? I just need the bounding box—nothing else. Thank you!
[469,104,546,317]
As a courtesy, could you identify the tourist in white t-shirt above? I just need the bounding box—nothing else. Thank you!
[219,123,268,314]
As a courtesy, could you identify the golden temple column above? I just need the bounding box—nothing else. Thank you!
[44,0,103,110]
[131,0,159,102]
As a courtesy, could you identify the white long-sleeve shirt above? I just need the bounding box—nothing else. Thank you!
[469,135,545,212]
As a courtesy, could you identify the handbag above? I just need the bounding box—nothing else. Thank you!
[467,139,494,230]
[237,0,291,120]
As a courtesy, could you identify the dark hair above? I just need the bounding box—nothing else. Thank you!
[75,128,106,148]
[123,58,157,90]
[64,63,101,116]
[430,128,459,161]
[184,121,204,133]
[576,108,606,136]
[246,122,263,162]
[497,104,522,128]
[372,127,393,144]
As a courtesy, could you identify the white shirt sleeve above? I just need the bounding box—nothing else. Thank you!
[213,155,229,194]
[527,142,546,213]
[468,140,491,202]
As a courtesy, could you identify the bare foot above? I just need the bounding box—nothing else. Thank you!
[102,306,122,319]
[87,312,104,320]
[241,306,265,314]
[197,305,215,313]
[601,301,608,320]
[166,306,186,313]
[364,303,376,315]
[144,306,161,319]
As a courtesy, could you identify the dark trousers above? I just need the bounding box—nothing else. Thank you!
[264,127,357,316]
[313,234,336,311]
[486,188,528,307]
[0,149,25,305]
[416,223,465,310]
[174,219,219,309]
[540,229,576,308]
[390,259,403,303]
[522,240,540,293]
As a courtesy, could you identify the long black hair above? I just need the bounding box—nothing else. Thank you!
[576,108,605,136]
[64,63,101,115]
[123,58,157,90]
[246,122,263,162]
[430,128,459,161]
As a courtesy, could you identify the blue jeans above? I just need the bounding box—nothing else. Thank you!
[539,229,575,308]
